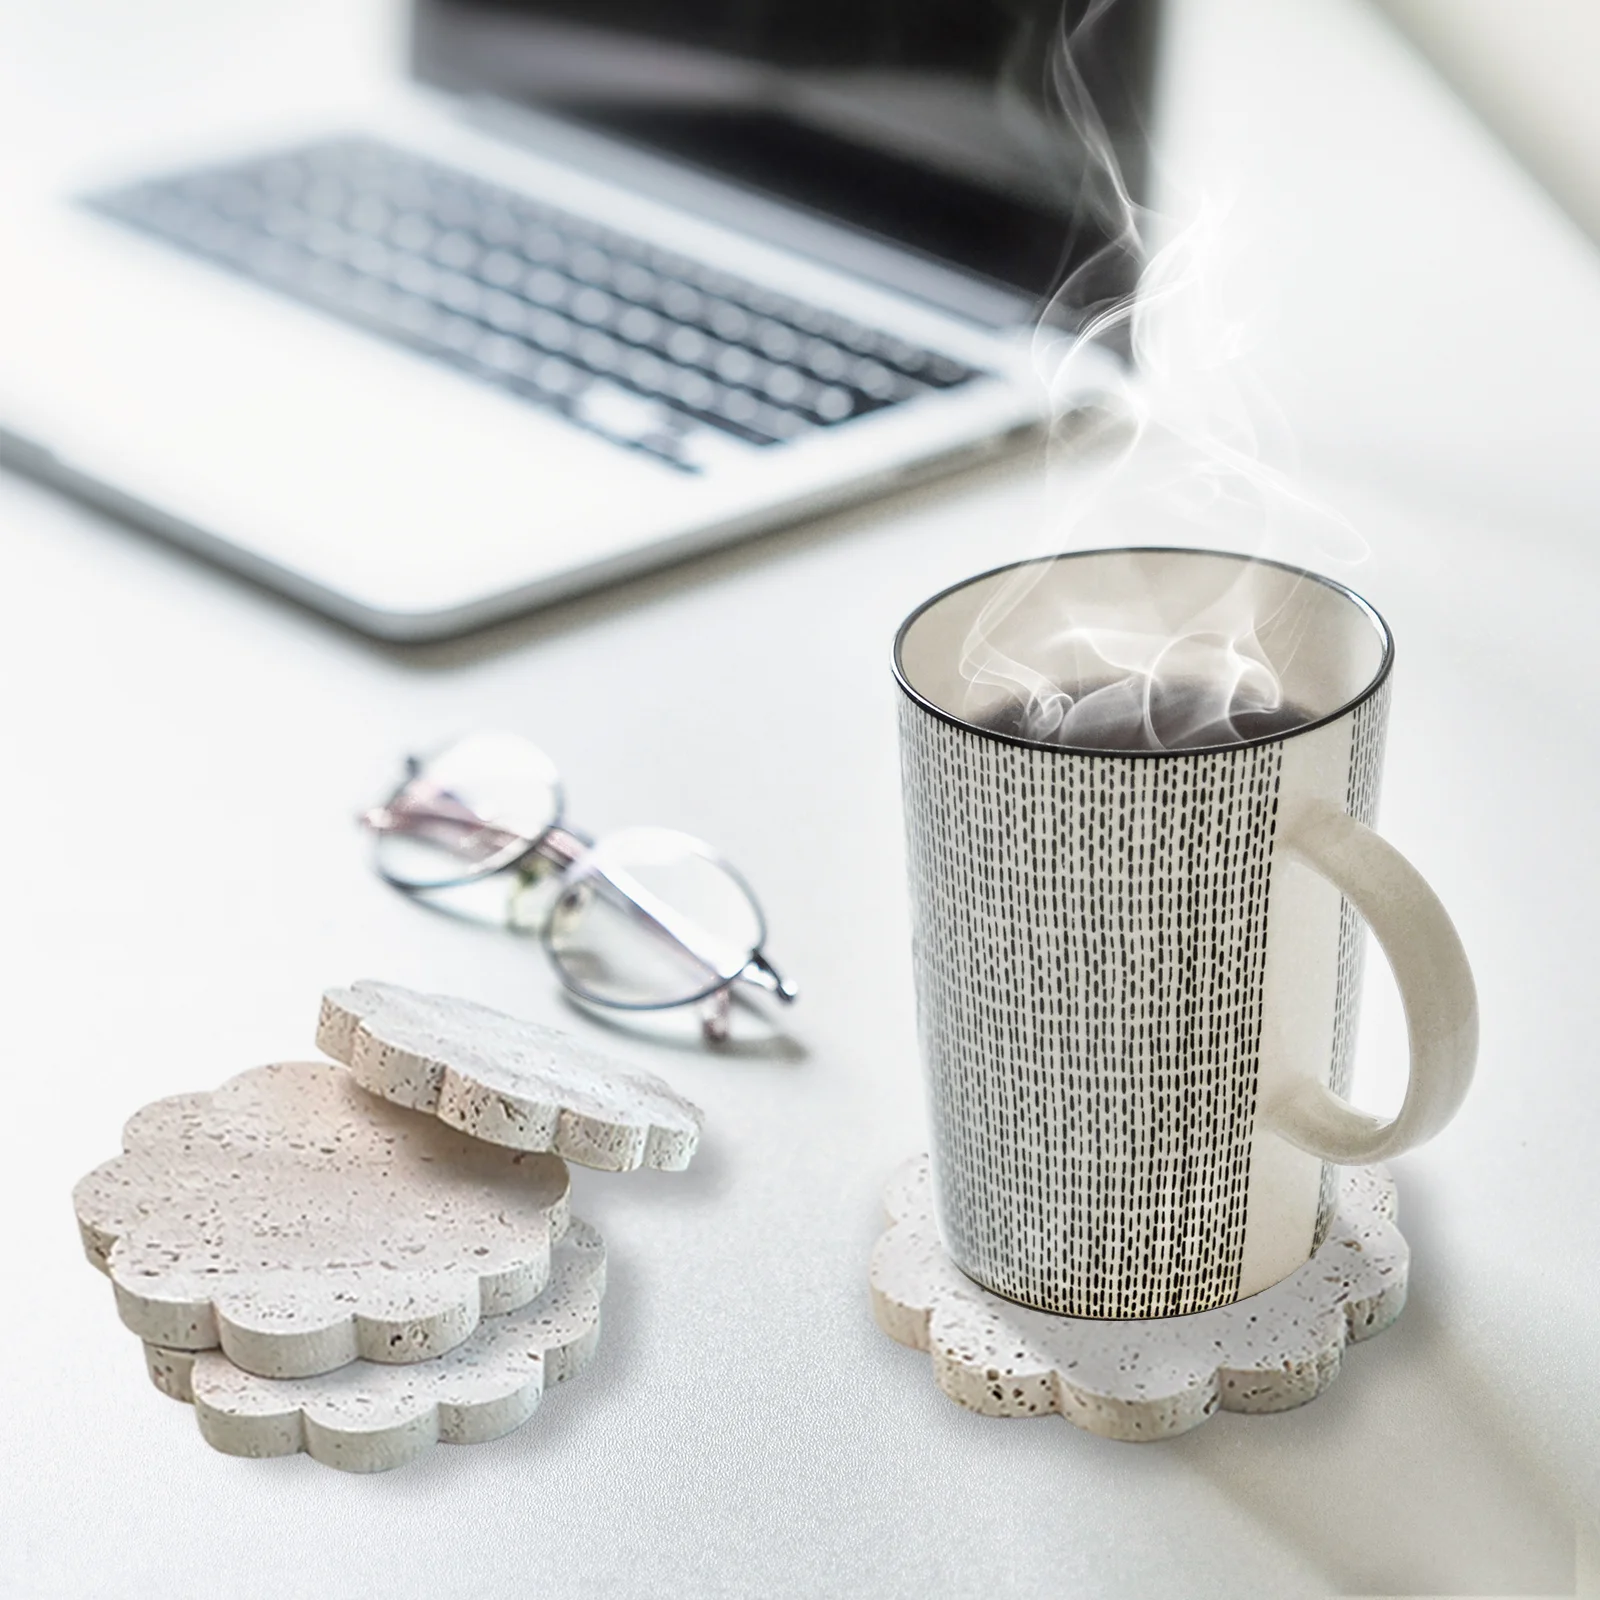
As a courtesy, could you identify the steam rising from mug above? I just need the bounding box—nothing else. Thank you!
[965,0,1366,750]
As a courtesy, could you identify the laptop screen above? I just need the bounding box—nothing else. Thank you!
[411,0,1159,310]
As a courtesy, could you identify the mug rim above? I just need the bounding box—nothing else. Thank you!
[892,546,1395,760]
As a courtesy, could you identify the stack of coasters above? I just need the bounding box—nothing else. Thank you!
[72,981,703,1473]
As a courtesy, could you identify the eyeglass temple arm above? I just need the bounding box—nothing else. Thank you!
[362,788,586,870]
[591,859,739,973]
[360,779,495,838]
[591,860,796,1005]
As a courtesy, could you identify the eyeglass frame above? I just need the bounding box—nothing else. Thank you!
[361,746,797,1042]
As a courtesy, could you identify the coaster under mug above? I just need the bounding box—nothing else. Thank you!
[870,1155,1407,1442]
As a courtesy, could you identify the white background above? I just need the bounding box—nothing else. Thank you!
[1372,0,1600,248]
[2,0,1597,1595]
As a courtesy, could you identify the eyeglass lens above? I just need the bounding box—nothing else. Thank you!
[546,826,765,1008]
[372,731,563,889]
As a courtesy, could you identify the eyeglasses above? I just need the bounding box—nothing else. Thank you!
[360,731,796,1042]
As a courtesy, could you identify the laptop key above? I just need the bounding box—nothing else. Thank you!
[477,249,524,289]
[88,136,985,472]
[431,231,479,271]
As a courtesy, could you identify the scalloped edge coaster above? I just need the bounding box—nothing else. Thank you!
[871,1156,1407,1442]
[143,1218,606,1473]
[73,1061,570,1378]
[317,981,703,1172]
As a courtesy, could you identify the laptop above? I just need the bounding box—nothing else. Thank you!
[0,0,1158,640]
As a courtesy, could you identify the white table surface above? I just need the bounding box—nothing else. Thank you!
[3,1,1598,1596]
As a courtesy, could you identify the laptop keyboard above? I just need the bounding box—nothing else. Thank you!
[89,137,983,472]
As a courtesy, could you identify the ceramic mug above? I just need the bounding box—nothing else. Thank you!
[893,547,1477,1319]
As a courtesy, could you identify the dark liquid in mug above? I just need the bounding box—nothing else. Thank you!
[978,679,1316,752]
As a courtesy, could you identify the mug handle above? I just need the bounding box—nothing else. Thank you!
[1264,800,1478,1164]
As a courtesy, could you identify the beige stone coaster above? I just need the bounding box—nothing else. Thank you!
[143,1218,605,1473]
[872,1156,1407,1442]
[317,980,703,1172]
[74,1061,569,1379]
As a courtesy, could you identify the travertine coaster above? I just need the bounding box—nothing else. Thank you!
[317,980,703,1172]
[74,1061,570,1379]
[871,1156,1407,1442]
[143,1218,606,1473]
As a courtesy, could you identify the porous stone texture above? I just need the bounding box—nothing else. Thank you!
[871,1156,1407,1442]
[144,1218,606,1473]
[318,980,703,1172]
[73,1061,569,1379]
